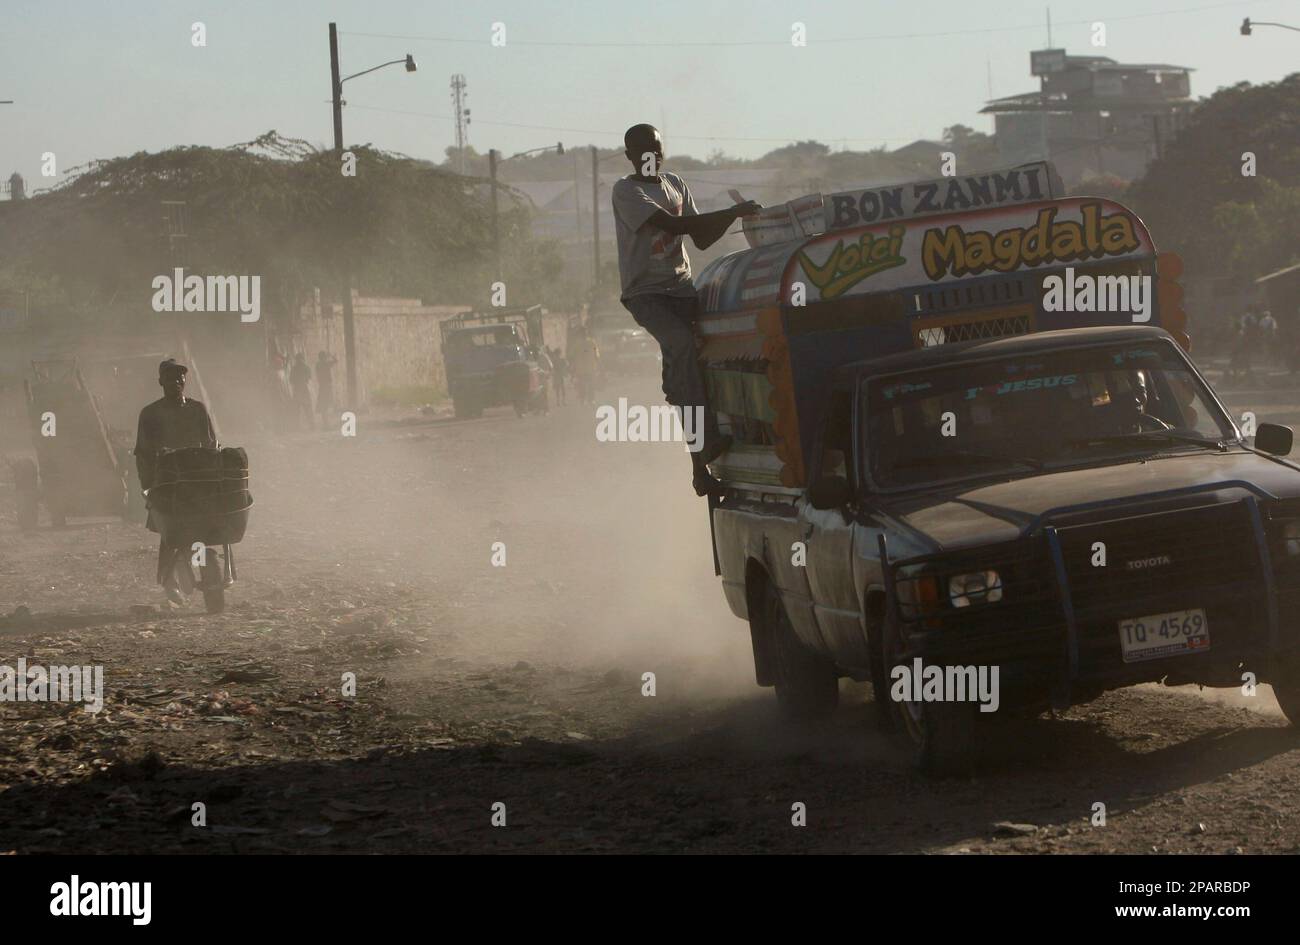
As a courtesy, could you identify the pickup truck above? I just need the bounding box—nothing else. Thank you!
[693,177,1300,773]
[440,306,550,419]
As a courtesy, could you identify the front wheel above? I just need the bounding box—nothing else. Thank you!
[763,581,838,720]
[882,616,978,776]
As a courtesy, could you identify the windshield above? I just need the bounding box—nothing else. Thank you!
[865,341,1235,489]
[447,326,518,350]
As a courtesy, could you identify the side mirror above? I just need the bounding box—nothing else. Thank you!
[1255,423,1293,456]
[808,475,853,510]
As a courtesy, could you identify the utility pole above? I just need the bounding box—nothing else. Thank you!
[1095,112,1105,177]
[574,150,582,266]
[324,24,416,409]
[489,148,501,281]
[329,22,359,411]
[1150,114,1163,161]
[590,146,600,286]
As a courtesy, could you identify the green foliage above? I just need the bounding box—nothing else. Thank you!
[1212,179,1300,279]
[1126,74,1300,277]
[0,131,570,326]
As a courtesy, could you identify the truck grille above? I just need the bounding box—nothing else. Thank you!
[1057,502,1258,616]
[1055,500,1267,676]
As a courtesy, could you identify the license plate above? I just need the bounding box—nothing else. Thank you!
[1119,609,1210,663]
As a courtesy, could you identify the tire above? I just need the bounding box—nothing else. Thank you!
[14,459,39,532]
[763,580,838,720]
[881,616,978,776]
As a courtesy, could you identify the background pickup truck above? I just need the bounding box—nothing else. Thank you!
[711,324,1300,773]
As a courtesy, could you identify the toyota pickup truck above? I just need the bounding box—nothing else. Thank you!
[693,171,1300,772]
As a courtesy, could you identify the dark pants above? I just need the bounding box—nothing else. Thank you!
[622,292,721,467]
[157,538,179,587]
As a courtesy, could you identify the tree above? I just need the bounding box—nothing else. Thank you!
[0,131,567,328]
[1125,74,1300,278]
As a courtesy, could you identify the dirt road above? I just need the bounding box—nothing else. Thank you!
[3,376,1300,854]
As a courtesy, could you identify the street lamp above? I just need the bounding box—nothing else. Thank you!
[327,22,417,411]
[487,143,564,281]
[1242,18,1300,34]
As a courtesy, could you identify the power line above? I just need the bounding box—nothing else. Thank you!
[341,0,1257,48]
[346,103,925,144]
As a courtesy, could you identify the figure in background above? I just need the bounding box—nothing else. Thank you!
[1260,310,1278,367]
[316,350,338,425]
[548,346,568,405]
[569,330,600,406]
[268,347,293,433]
[290,353,314,430]
[134,359,217,605]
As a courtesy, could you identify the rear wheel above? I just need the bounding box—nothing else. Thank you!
[882,616,978,776]
[763,580,838,720]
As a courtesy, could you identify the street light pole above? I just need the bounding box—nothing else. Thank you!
[327,22,358,412]
[487,143,562,286]
[326,22,416,412]
[591,146,600,286]
[488,148,501,282]
[1242,18,1300,34]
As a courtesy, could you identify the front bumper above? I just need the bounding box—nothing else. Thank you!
[885,490,1300,710]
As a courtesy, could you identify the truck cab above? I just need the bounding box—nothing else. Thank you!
[694,168,1300,772]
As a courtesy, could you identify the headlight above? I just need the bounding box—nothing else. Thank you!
[949,570,1003,607]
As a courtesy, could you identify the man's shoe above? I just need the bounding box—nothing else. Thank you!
[164,585,185,606]
[696,434,733,466]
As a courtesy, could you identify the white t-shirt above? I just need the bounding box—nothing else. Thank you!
[611,171,699,300]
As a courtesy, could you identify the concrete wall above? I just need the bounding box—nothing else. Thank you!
[296,291,575,402]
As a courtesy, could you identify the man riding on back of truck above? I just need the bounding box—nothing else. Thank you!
[611,123,762,496]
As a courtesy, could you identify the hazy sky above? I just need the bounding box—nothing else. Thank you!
[2,0,1297,191]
